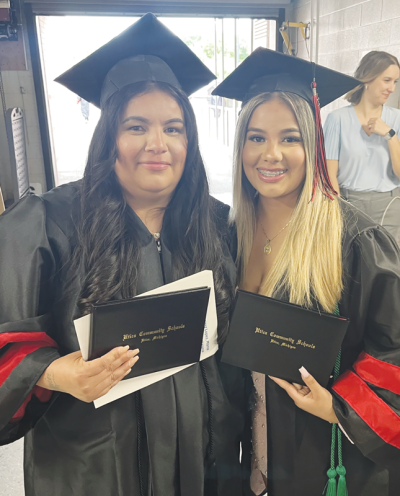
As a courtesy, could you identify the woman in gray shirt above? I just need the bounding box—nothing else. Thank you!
[324,51,400,242]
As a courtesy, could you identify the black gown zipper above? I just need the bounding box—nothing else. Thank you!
[135,392,146,496]
[154,233,215,493]
[154,235,166,284]
[136,234,164,496]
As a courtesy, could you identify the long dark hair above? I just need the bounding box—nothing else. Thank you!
[76,80,233,341]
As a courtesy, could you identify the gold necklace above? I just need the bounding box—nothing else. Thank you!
[259,219,291,254]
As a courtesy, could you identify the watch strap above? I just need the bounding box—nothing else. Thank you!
[385,128,396,140]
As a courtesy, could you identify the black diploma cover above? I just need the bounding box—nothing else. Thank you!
[89,287,210,379]
[222,290,349,386]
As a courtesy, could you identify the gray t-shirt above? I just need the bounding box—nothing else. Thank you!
[323,104,400,192]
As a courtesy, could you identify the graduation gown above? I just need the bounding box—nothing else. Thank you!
[241,202,400,496]
[0,181,245,496]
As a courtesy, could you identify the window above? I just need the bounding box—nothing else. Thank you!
[37,15,276,205]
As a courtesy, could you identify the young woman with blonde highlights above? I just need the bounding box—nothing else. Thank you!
[213,48,400,496]
[233,91,343,312]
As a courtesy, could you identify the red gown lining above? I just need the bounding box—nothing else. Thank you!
[333,369,400,449]
[0,332,57,421]
[353,351,400,395]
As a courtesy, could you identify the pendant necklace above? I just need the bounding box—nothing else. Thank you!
[259,219,291,255]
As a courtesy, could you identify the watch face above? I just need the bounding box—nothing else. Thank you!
[388,129,396,138]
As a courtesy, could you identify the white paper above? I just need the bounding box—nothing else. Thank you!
[73,270,217,408]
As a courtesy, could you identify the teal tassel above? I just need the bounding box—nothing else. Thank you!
[324,468,338,496]
[336,465,348,496]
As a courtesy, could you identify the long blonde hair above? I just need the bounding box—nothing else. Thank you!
[232,92,343,313]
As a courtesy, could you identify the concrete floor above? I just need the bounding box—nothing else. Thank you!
[0,439,24,496]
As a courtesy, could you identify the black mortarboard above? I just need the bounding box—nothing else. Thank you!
[55,13,216,108]
[212,48,360,200]
[212,47,359,108]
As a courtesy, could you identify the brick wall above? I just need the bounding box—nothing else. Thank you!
[286,0,400,117]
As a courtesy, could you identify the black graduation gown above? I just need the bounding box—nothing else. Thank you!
[0,181,245,496]
[241,203,400,496]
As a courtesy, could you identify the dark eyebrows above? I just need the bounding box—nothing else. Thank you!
[164,118,184,125]
[247,127,300,134]
[247,127,266,134]
[122,116,149,124]
[281,127,301,133]
[121,116,185,125]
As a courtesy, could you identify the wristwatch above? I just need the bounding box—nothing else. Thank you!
[384,128,396,141]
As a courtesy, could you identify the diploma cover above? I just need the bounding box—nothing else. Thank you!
[222,290,349,386]
[90,287,210,379]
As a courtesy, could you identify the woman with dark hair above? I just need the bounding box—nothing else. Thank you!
[0,14,244,496]
[324,51,400,243]
[213,48,400,496]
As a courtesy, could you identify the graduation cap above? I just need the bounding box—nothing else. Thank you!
[55,13,216,109]
[212,48,360,200]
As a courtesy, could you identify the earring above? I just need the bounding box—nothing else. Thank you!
[365,84,368,90]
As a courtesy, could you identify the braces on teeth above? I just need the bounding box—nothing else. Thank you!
[258,169,287,177]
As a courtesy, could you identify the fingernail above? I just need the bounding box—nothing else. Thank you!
[129,357,139,366]
[127,350,136,357]
[299,366,309,378]
[125,368,132,376]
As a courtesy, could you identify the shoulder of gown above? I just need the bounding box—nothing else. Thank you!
[40,180,82,240]
[339,197,399,256]
[332,199,400,468]
[209,197,237,261]
[0,181,82,443]
[210,196,230,232]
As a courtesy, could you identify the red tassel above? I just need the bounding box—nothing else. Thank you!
[311,81,338,201]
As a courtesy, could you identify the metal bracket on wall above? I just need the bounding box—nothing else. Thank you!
[279,21,310,56]
[0,0,27,70]
[0,0,18,41]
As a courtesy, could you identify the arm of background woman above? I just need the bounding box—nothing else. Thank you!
[326,160,340,194]
[367,117,400,179]
[331,226,400,469]
[387,134,400,179]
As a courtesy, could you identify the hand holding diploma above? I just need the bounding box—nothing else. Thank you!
[74,270,218,407]
[37,346,140,402]
[269,366,339,424]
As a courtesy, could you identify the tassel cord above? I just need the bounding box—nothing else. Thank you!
[311,80,338,201]
[324,305,348,495]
